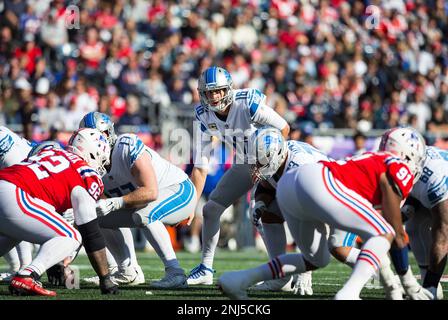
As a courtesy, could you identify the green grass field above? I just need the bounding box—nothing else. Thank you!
[0,249,445,300]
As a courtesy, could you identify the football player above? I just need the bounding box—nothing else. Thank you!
[328,128,434,300]
[401,145,448,299]
[0,126,36,282]
[248,126,331,294]
[188,66,290,285]
[80,112,197,289]
[0,128,117,296]
[219,128,431,300]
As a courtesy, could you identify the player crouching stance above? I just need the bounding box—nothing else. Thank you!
[80,112,196,289]
[0,128,117,296]
[219,127,432,300]
[248,126,331,295]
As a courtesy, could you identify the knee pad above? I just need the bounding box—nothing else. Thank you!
[77,219,106,253]
[203,200,227,219]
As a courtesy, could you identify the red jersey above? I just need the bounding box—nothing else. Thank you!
[0,148,103,213]
[321,152,413,206]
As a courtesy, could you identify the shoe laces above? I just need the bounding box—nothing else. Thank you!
[189,264,214,279]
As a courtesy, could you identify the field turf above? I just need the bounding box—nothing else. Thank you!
[0,249,445,300]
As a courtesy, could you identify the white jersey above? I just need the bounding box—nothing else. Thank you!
[103,134,188,197]
[411,146,448,209]
[194,88,287,168]
[266,140,332,189]
[0,126,33,169]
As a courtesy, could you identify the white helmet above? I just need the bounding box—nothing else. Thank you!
[67,128,111,177]
[379,127,426,182]
[28,140,62,157]
[79,112,117,147]
[198,66,234,112]
[249,126,288,181]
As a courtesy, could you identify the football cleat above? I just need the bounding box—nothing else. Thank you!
[334,289,361,300]
[111,265,145,286]
[218,271,250,300]
[187,264,215,285]
[82,266,118,286]
[0,272,13,283]
[9,275,56,297]
[150,270,188,289]
[251,275,297,292]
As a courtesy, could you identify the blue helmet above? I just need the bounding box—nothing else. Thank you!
[79,112,117,147]
[28,140,62,157]
[249,126,288,181]
[198,66,233,112]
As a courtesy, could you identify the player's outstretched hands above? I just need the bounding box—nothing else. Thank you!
[96,197,124,216]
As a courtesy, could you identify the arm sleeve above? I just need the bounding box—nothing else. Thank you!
[387,161,414,199]
[71,185,97,225]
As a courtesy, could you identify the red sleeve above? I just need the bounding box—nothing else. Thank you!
[387,160,414,199]
[84,174,104,201]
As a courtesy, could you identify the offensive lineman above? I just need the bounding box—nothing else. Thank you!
[80,112,197,288]
[188,66,290,284]
[401,145,448,299]
[219,128,430,299]
[248,126,331,294]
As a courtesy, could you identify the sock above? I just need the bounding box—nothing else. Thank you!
[244,253,307,285]
[339,236,390,297]
[101,228,132,269]
[143,221,180,273]
[4,248,20,272]
[201,201,226,268]
[17,242,33,267]
[262,223,287,259]
[345,247,360,268]
[18,237,79,277]
[105,247,118,270]
[120,228,138,267]
[378,255,398,288]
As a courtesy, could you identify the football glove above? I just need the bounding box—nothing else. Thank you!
[295,271,313,296]
[399,268,434,300]
[62,208,75,226]
[96,197,124,216]
[251,201,267,228]
[99,274,119,295]
[46,262,65,287]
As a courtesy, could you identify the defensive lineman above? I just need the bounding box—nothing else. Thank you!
[0,126,35,282]
[0,128,117,295]
[188,66,290,284]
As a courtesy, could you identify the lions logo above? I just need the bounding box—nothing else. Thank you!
[0,135,14,159]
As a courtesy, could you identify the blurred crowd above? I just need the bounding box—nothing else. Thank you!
[0,0,448,144]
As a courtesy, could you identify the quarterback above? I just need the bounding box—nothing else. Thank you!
[188,66,290,285]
